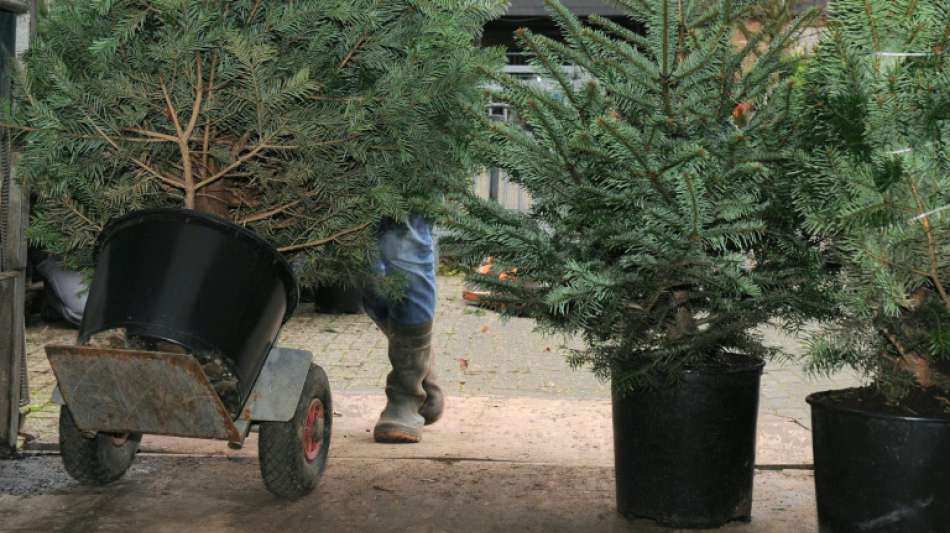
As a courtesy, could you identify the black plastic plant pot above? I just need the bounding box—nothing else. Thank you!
[807,390,950,533]
[313,283,364,315]
[79,208,299,407]
[612,358,765,529]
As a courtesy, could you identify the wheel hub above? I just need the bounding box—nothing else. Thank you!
[302,399,325,462]
[110,433,130,447]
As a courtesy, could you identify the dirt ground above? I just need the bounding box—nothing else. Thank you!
[0,396,820,532]
[0,455,816,533]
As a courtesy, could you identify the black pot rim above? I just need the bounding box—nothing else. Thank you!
[94,207,299,322]
[807,388,950,424]
[682,356,766,376]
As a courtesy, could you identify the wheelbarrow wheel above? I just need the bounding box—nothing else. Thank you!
[59,406,141,485]
[259,363,332,499]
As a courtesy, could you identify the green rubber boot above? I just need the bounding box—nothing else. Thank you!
[419,357,444,426]
[373,320,444,426]
[374,322,434,443]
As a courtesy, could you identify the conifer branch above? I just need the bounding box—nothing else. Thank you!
[339,34,367,69]
[162,56,205,208]
[861,247,931,279]
[194,143,268,190]
[587,15,649,49]
[87,118,185,190]
[278,222,372,253]
[881,329,935,388]
[124,128,179,143]
[0,122,173,144]
[595,116,673,203]
[864,0,881,54]
[160,78,184,139]
[202,51,219,181]
[239,200,303,225]
[184,55,204,140]
[248,0,263,22]
[62,196,102,232]
[908,177,950,311]
[518,30,581,111]
[939,18,950,53]
[525,99,583,185]
[660,0,673,117]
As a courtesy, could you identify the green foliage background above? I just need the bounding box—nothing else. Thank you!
[794,0,950,401]
[5,0,505,291]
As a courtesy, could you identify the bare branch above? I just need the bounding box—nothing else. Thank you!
[239,200,302,225]
[161,77,184,138]
[87,119,185,190]
[184,55,204,139]
[278,223,372,253]
[195,143,268,190]
[124,127,179,143]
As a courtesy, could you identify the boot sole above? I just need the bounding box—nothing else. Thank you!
[374,425,422,444]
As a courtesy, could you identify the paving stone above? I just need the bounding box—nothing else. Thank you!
[20,275,860,444]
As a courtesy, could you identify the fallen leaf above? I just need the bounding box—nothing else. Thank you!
[458,358,469,370]
[480,325,490,333]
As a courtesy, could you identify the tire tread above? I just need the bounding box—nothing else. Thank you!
[259,364,332,499]
[59,407,140,486]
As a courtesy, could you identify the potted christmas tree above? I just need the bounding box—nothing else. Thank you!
[446,0,818,527]
[4,0,504,291]
[793,1,950,530]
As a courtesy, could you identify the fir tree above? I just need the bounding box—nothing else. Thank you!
[446,0,819,392]
[3,0,505,291]
[794,0,950,401]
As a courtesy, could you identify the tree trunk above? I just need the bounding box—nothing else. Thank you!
[194,178,232,218]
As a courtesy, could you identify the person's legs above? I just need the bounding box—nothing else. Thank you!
[364,216,443,444]
[36,256,88,327]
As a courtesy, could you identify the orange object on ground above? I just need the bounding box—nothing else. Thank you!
[462,257,520,304]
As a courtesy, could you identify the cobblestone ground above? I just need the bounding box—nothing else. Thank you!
[20,275,859,443]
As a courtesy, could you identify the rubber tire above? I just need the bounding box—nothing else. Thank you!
[259,363,332,499]
[59,407,142,485]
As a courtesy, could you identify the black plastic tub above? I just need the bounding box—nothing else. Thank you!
[612,358,765,528]
[808,390,950,533]
[79,208,299,407]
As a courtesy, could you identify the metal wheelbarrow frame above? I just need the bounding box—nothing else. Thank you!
[44,209,329,499]
[47,342,332,499]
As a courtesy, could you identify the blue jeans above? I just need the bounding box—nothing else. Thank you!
[363,216,437,327]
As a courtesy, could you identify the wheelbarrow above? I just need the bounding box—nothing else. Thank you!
[44,209,332,499]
